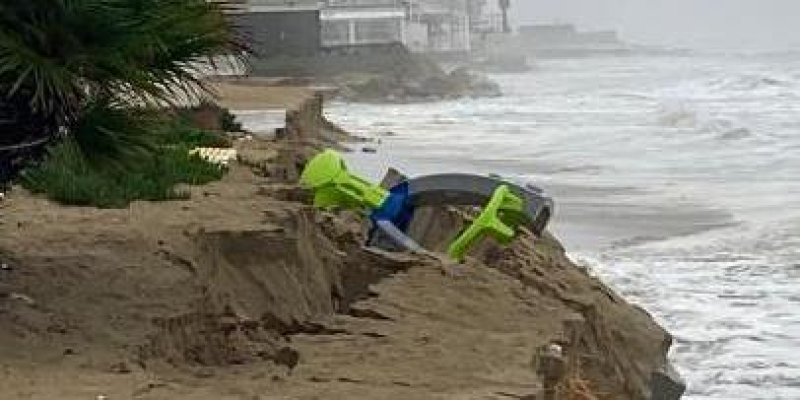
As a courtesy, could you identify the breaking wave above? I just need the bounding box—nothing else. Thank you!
[328,54,800,399]
[712,74,794,92]
[657,104,698,128]
[656,103,753,141]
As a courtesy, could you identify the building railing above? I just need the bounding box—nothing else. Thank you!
[207,0,249,14]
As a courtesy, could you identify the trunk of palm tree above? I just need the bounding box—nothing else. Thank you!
[0,96,56,185]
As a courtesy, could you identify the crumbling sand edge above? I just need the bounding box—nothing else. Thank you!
[0,93,684,399]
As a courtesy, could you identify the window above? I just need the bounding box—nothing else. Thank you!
[322,20,350,45]
[354,18,402,44]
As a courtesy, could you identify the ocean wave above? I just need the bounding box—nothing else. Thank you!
[717,127,752,140]
[712,74,794,92]
[701,74,800,101]
[330,55,800,400]
[608,91,655,101]
[657,106,698,128]
[656,103,753,140]
[586,221,800,399]
[699,117,753,140]
[660,73,799,102]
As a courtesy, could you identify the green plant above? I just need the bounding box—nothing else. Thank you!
[1,0,240,154]
[70,102,160,168]
[20,109,232,208]
[220,108,244,132]
[2,0,241,202]
[21,137,225,208]
[159,116,233,148]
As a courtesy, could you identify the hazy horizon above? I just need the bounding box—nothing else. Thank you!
[510,0,800,52]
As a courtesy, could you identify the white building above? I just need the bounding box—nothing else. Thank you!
[218,0,478,54]
[321,0,473,53]
[408,0,472,53]
[243,0,321,12]
[207,0,249,14]
[321,3,428,52]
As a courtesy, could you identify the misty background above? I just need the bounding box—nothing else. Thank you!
[511,0,800,52]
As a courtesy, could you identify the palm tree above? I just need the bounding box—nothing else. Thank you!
[0,0,240,173]
[499,0,511,33]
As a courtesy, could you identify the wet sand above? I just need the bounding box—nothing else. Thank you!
[543,183,735,254]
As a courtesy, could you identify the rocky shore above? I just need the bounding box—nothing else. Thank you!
[0,85,682,399]
[333,67,501,103]
[247,45,501,103]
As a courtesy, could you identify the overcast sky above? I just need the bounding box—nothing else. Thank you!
[510,0,800,51]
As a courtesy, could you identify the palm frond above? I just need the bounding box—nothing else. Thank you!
[70,101,160,168]
[2,0,242,166]
[1,0,241,128]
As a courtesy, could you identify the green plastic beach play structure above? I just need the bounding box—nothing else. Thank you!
[300,149,554,261]
[300,149,389,210]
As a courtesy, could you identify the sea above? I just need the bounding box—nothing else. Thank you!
[321,54,800,400]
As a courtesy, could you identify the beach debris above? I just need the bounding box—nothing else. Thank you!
[190,148,237,167]
[9,293,35,306]
[361,146,377,153]
[300,149,554,261]
[535,342,567,400]
[547,343,564,358]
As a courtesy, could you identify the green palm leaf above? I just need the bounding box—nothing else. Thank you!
[1,0,242,153]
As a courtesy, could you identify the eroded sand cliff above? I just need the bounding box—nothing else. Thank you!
[0,87,680,399]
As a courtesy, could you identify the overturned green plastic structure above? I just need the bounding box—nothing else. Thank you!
[300,149,554,261]
[447,184,524,260]
[301,149,389,210]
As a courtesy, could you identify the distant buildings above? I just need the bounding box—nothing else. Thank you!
[208,0,249,13]
[320,0,475,53]
[517,24,626,55]
[320,1,429,52]
[407,0,472,53]
[214,1,631,60]
[227,0,322,57]
[220,0,497,56]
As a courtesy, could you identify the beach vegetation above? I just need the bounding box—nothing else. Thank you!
[21,114,228,208]
[1,0,242,205]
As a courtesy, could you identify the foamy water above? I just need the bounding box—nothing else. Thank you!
[319,54,800,399]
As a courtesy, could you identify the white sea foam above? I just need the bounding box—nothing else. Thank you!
[324,54,800,399]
